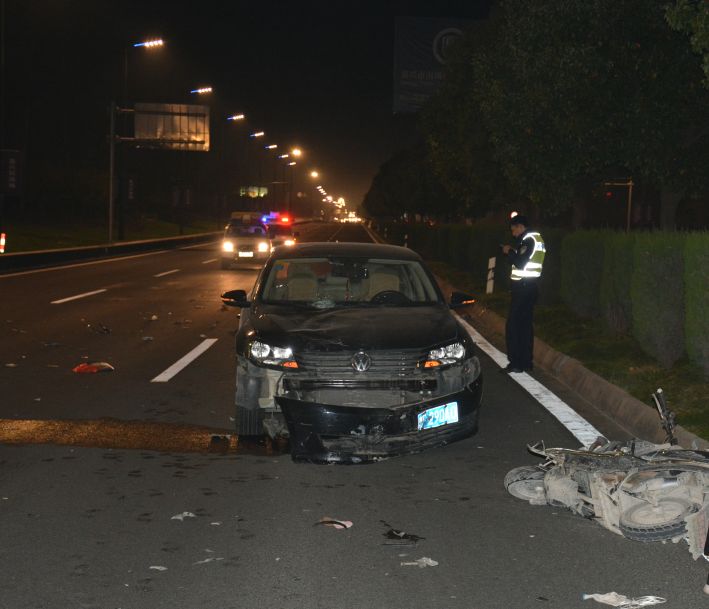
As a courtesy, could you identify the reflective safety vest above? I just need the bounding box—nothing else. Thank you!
[511,231,545,281]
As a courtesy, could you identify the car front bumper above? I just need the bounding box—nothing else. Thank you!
[275,377,483,463]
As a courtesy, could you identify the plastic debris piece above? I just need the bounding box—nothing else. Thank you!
[400,557,438,568]
[384,528,425,545]
[72,362,115,374]
[5,363,17,368]
[210,522,222,526]
[582,592,666,608]
[141,336,154,342]
[87,322,111,335]
[193,557,224,565]
[704,584,709,596]
[171,511,196,521]
[149,565,168,571]
[200,334,207,338]
[33,397,41,402]
[315,517,353,529]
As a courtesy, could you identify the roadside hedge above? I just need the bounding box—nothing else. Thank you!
[600,233,635,334]
[684,234,709,375]
[631,233,686,368]
[561,231,606,318]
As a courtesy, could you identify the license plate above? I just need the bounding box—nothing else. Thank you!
[417,401,459,430]
[238,251,254,257]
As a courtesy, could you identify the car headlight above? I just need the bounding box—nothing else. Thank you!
[284,239,296,246]
[222,240,234,252]
[249,340,298,368]
[425,342,466,367]
[257,241,269,252]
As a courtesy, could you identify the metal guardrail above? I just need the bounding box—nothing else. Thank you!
[0,232,221,274]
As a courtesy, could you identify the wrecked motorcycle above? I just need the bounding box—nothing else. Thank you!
[504,389,709,561]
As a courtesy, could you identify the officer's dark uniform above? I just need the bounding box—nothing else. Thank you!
[504,219,545,372]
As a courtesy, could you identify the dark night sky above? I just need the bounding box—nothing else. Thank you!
[4,0,491,207]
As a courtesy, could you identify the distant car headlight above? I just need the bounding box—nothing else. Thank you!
[249,340,298,368]
[425,342,466,367]
[284,239,296,246]
[222,240,234,252]
[257,241,269,252]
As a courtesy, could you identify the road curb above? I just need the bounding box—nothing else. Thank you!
[466,303,708,449]
[430,272,708,449]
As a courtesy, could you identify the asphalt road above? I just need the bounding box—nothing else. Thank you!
[0,222,705,609]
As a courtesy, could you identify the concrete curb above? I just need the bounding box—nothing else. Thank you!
[466,302,708,449]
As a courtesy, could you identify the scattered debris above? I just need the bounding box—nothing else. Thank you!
[33,398,41,402]
[200,334,207,338]
[193,557,224,565]
[150,314,159,321]
[210,522,222,526]
[87,322,111,335]
[149,565,168,572]
[582,592,666,608]
[171,512,196,521]
[47,364,60,368]
[42,342,62,348]
[315,517,353,530]
[384,528,425,546]
[72,362,115,373]
[400,557,438,568]
[4,363,17,368]
[141,336,154,342]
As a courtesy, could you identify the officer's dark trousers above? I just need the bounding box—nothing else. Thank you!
[505,280,538,370]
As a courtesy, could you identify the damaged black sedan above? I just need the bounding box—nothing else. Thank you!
[221,242,483,463]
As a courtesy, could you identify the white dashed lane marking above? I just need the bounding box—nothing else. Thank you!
[154,269,180,278]
[151,339,219,383]
[50,288,108,304]
[456,314,602,447]
[202,258,218,264]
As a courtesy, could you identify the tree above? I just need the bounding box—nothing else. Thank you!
[667,0,709,85]
[467,0,709,224]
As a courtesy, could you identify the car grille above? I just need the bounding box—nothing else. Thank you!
[284,378,437,391]
[296,348,426,377]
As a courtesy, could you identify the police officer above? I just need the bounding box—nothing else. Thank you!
[501,215,545,373]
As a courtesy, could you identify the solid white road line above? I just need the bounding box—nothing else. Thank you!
[154,269,180,278]
[1,250,170,279]
[456,314,602,447]
[202,258,218,264]
[50,288,108,304]
[151,339,219,383]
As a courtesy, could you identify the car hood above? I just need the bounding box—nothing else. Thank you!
[251,304,460,351]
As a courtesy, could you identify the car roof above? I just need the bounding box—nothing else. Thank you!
[271,241,422,261]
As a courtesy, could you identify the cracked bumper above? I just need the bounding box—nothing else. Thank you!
[275,377,483,463]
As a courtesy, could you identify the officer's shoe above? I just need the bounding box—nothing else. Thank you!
[501,364,524,374]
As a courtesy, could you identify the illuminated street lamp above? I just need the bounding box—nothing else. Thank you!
[133,38,164,48]
[265,144,278,149]
[278,153,289,159]
[291,147,302,157]
[310,170,319,178]
[227,113,245,121]
[288,161,297,166]
[190,86,213,94]
[250,131,265,138]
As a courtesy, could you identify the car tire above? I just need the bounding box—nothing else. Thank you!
[504,465,547,503]
[220,258,231,270]
[619,497,698,542]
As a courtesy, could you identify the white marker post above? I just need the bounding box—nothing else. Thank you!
[486,257,496,294]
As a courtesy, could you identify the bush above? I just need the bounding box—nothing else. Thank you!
[599,232,636,334]
[561,230,606,318]
[684,233,709,376]
[631,233,686,368]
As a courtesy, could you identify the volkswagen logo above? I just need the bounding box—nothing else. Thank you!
[351,350,371,373]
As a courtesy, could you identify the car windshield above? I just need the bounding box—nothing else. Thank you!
[260,257,442,307]
[226,224,266,237]
[268,224,294,237]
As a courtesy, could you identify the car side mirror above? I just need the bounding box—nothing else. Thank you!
[221,289,251,308]
[450,291,476,309]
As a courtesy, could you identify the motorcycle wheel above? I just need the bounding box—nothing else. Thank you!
[504,466,546,503]
[619,497,698,542]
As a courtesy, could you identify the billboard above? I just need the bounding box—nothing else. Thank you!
[134,103,210,151]
[393,17,471,114]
